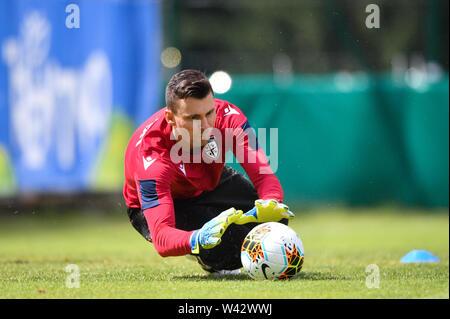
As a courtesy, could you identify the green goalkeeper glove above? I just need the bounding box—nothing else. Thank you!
[235,199,294,225]
[190,207,243,254]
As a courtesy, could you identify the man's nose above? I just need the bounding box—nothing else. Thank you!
[200,116,210,129]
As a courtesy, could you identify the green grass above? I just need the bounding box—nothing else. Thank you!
[0,207,448,299]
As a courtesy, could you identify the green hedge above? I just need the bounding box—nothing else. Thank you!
[217,73,449,207]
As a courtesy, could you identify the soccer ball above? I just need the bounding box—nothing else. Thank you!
[240,222,305,280]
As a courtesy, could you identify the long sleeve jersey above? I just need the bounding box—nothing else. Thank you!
[123,99,283,257]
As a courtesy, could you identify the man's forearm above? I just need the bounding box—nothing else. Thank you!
[143,205,194,257]
[241,148,284,202]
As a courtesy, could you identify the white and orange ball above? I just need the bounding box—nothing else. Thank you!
[241,222,305,280]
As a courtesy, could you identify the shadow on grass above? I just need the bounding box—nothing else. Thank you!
[296,271,352,281]
[173,271,351,281]
[172,273,251,281]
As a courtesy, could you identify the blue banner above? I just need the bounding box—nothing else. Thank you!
[0,0,161,192]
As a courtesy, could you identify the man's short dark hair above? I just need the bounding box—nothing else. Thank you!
[165,69,214,113]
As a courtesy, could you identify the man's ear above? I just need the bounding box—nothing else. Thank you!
[164,109,176,127]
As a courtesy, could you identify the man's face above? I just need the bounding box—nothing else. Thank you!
[165,92,216,150]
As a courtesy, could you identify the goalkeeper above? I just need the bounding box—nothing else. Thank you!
[123,70,294,274]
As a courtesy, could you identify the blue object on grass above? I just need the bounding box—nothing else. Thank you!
[400,250,440,263]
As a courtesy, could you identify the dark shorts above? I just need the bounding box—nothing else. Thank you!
[127,166,287,271]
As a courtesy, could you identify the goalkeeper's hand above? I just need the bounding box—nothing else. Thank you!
[234,199,294,225]
[190,207,243,254]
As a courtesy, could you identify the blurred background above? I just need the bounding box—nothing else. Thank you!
[0,0,448,215]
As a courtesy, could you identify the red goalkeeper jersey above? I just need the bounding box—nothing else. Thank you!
[123,98,283,257]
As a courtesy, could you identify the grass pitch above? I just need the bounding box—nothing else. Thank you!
[0,206,448,299]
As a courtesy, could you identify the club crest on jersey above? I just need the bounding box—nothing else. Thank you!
[203,136,220,160]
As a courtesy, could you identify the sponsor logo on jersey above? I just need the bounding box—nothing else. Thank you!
[136,118,159,147]
[143,156,156,170]
[223,105,239,116]
[178,162,186,176]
